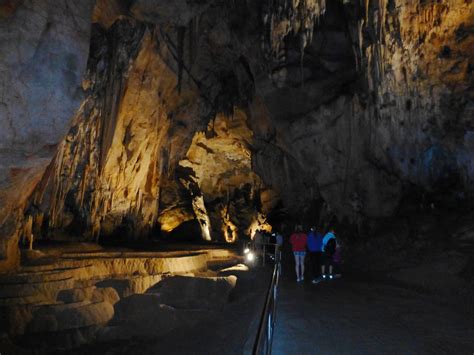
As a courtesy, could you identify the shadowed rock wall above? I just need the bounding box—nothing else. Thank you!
[252,0,473,225]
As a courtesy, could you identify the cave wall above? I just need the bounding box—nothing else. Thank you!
[251,0,473,225]
[30,21,213,242]
[358,0,473,210]
[0,0,94,270]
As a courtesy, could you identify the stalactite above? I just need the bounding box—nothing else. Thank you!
[187,18,197,73]
[262,0,327,62]
[79,164,89,207]
[194,16,199,66]
[21,215,33,249]
[365,0,370,25]
[378,0,386,43]
[343,96,355,198]
[357,19,364,67]
[300,32,306,88]
[177,26,185,93]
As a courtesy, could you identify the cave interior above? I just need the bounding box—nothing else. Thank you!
[0,0,473,352]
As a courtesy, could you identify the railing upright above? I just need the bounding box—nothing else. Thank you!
[252,244,282,355]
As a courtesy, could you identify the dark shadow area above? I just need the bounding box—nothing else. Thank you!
[273,245,474,354]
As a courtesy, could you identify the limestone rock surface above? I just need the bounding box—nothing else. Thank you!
[103,294,205,340]
[147,275,237,310]
[0,0,94,271]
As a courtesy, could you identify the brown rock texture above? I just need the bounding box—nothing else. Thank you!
[30,21,205,242]
[25,4,267,244]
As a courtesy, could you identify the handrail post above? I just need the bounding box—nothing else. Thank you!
[252,243,282,355]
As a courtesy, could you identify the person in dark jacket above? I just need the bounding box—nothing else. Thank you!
[320,228,336,280]
[307,226,323,284]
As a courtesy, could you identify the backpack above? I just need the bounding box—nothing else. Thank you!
[325,238,336,256]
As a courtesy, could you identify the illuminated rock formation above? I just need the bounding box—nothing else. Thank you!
[29,21,208,242]
[179,110,275,242]
[24,5,268,244]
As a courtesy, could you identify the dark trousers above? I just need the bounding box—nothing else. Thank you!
[308,251,322,279]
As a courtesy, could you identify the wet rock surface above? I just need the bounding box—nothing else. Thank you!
[273,269,474,354]
[0,246,256,353]
[273,208,474,353]
[146,274,237,310]
[97,274,237,342]
[71,264,269,355]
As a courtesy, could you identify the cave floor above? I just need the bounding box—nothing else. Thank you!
[273,261,474,354]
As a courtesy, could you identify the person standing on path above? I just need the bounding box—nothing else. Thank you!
[289,225,307,282]
[320,228,336,280]
[332,238,343,277]
[253,229,264,257]
[307,226,323,283]
[275,230,284,258]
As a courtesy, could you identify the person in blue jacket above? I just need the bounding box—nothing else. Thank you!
[307,226,323,283]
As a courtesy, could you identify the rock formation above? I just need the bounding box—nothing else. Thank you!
[0,246,242,351]
[253,0,473,221]
[0,0,473,270]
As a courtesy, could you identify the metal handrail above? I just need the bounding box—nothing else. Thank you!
[252,246,282,355]
[254,242,280,266]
